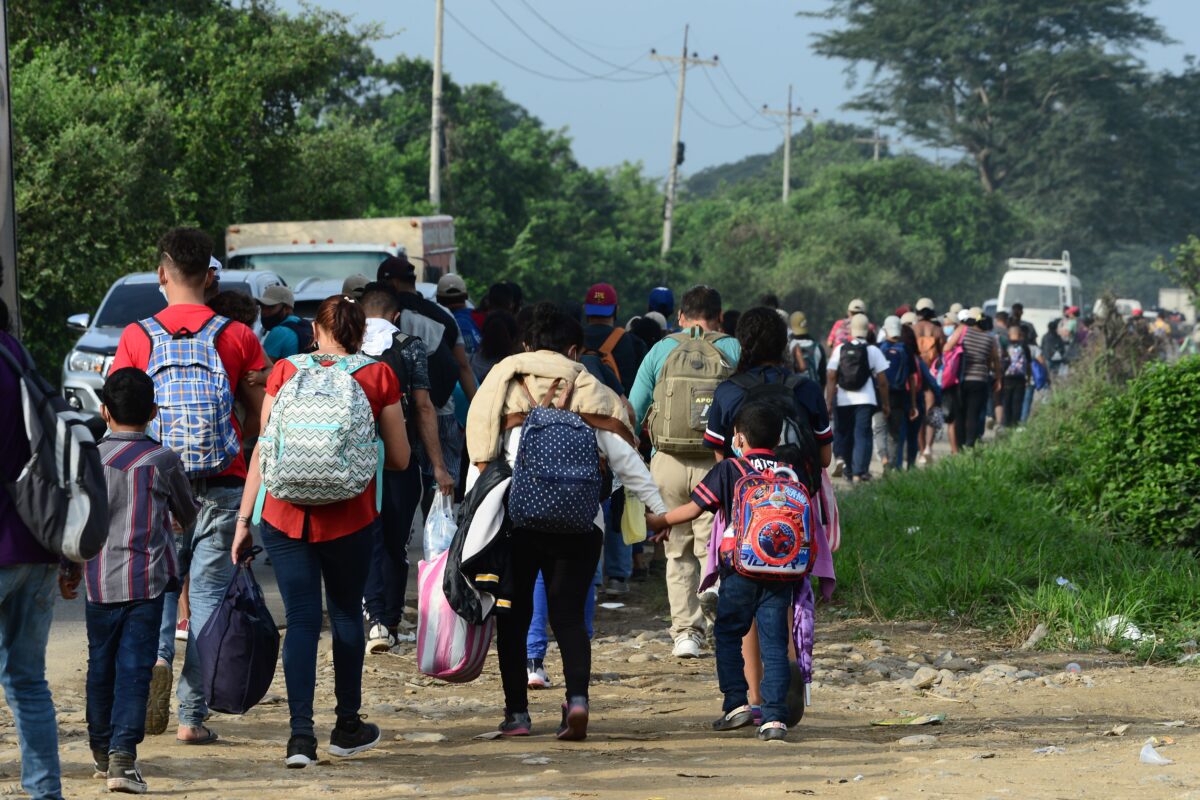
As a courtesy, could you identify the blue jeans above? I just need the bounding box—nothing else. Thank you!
[0,563,62,800]
[86,595,165,757]
[157,530,190,664]
[176,483,241,728]
[526,570,597,660]
[713,572,793,725]
[364,465,423,628]
[834,404,875,478]
[1021,383,1036,422]
[604,492,632,580]
[260,519,376,738]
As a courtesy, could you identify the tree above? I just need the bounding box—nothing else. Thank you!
[807,0,1166,194]
[1153,235,1200,299]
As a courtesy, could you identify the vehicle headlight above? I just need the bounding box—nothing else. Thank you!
[67,349,106,374]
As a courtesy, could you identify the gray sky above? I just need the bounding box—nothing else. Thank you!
[281,0,1199,176]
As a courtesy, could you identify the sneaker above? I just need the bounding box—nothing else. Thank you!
[605,578,630,596]
[92,748,108,779]
[712,704,755,731]
[831,459,846,478]
[557,696,589,741]
[672,635,701,659]
[144,661,173,736]
[366,622,396,655]
[328,716,381,757]
[498,710,532,737]
[527,659,550,689]
[286,734,318,768]
[758,721,788,741]
[174,619,189,642]
[106,751,147,794]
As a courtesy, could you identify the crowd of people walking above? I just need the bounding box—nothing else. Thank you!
[0,227,1095,797]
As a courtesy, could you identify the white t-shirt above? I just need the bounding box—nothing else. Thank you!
[827,339,890,407]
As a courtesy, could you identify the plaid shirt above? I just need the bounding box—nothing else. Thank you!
[86,432,199,604]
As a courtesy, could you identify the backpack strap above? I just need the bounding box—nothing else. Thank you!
[599,327,624,357]
[0,337,31,374]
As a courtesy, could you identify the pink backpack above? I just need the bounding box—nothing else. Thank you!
[938,335,966,390]
[417,549,494,683]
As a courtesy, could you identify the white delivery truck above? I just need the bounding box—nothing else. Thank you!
[997,251,1082,337]
[225,216,456,317]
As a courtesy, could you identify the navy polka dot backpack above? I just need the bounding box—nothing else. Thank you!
[509,377,603,535]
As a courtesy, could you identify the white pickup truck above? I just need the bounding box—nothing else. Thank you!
[225,216,457,317]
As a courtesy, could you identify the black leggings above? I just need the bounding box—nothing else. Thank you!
[496,527,603,712]
[1000,375,1027,428]
[958,380,991,448]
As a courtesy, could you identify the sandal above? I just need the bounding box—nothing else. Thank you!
[712,704,755,732]
[758,721,787,742]
[175,725,219,745]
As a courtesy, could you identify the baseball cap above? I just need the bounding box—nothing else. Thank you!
[847,298,867,315]
[648,286,675,314]
[208,256,222,275]
[849,313,869,338]
[915,297,935,312]
[342,274,369,299]
[883,315,902,339]
[584,283,618,317]
[957,308,973,323]
[436,273,469,302]
[900,311,918,326]
[969,306,984,321]
[258,285,294,308]
[789,311,808,336]
[377,255,416,282]
[949,302,964,316]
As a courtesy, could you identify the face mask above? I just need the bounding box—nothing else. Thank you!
[943,324,955,336]
[730,435,745,459]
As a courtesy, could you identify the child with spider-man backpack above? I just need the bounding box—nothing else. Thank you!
[647,401,819,742]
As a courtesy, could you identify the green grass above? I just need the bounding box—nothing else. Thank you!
[834,380,1200,662]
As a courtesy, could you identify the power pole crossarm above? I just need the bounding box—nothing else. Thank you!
[762,88,816,203]
[854,126,891,163]
[652,25,717,258]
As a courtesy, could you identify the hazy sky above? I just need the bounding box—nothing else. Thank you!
[280,0,1199,175]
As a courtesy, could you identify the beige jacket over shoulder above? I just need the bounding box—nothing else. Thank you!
[465,350,636,465]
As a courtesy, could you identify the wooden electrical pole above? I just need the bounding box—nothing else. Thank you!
[0,0,17,335]
[429,0,445,210]
[763,86,817,203]
[651,26,716,257]
[854,126,891,162]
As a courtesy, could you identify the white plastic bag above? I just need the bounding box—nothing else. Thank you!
[422,493,456,561]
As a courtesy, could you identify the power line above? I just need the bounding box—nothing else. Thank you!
[515,0,660,77]
[699,67,776,132]
[719,59,776,123]
[656,62,762,131]
[486,0,662,83]
[443,6,598,82]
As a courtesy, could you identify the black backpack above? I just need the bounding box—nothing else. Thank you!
[836,341,872,391]
[280,318,314,354]
[730,372,822,501]
[425,339,459,409]
[371,331,419,433]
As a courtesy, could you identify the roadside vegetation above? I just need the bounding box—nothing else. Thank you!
[838,337,1200,662]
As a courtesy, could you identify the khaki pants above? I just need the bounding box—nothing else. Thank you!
[651,450,716,640]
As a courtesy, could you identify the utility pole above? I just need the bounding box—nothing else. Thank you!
[651,26,716,257]
[429,0,444,210]
[0,0,17,335]
[854,126,891,162]
[762,86,817,203]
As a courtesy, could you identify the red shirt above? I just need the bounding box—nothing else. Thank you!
[113,304,266,479]
[259,358,400,543]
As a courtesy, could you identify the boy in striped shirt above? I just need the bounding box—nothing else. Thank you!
[59,368,197,793]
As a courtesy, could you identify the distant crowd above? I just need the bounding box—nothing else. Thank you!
[0,227,1170,797]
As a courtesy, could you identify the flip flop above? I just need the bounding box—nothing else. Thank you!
[176,725,219,745]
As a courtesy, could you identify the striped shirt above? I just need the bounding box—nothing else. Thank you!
[86,432,198,604]
[961,327,998,383]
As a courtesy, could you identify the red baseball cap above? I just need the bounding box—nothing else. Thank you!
[584,283,618,316]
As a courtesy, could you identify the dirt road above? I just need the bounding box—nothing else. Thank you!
[7,598,1200,800]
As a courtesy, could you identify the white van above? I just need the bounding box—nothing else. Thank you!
[998,251,1082,338]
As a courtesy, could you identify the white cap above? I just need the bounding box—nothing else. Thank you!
[208,256,222,274]
[883,315,903,339]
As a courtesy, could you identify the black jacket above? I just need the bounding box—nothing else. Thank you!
[443,461,513,624]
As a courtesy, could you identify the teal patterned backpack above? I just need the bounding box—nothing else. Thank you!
[253,354,382,521]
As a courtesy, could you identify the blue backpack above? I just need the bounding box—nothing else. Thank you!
[509,378,602,535]
[1031,357,1050,390]
[878,340,912,392]
[139,313,239,477]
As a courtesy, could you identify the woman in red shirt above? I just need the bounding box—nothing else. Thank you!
[232,295,409,768]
